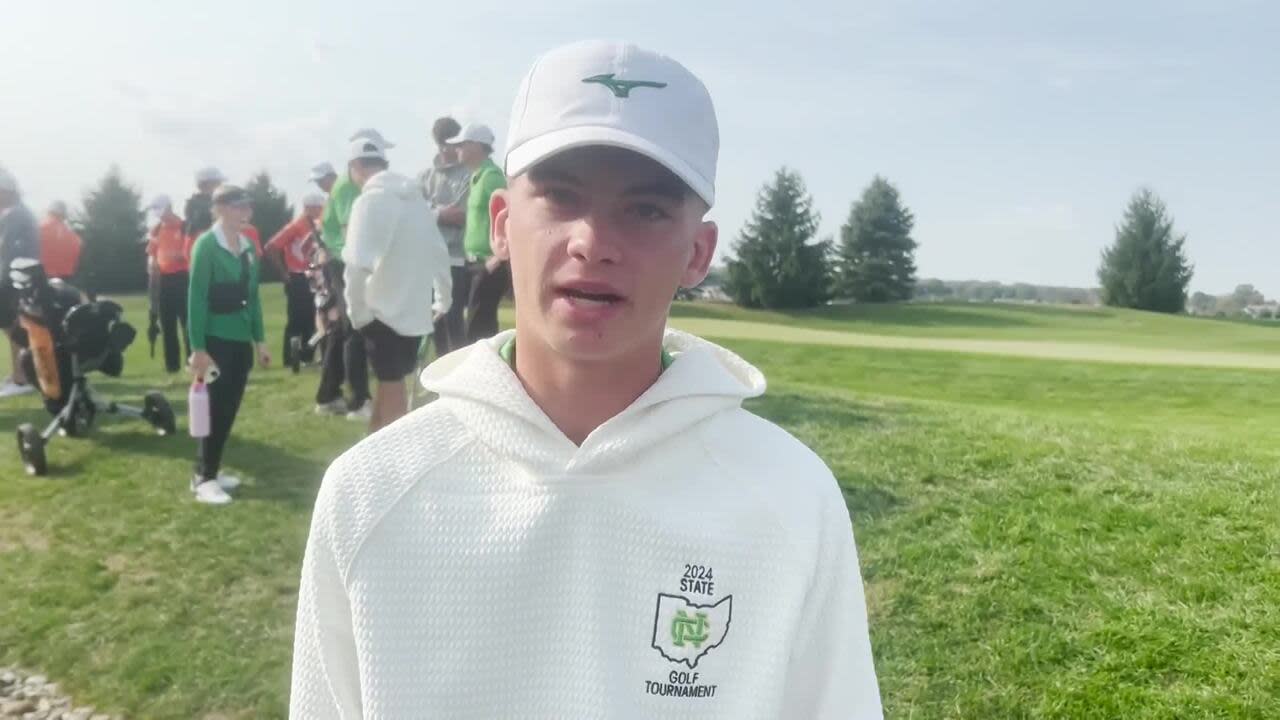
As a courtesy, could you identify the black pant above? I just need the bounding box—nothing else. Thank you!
[465,260,509,344]
[158,272,190,373]
[283,273,316,365]
[196,335,253,480]
[432,265,471,357]
[316,316,370,409]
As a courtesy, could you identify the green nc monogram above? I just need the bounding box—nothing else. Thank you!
[581,73,668,98]
[671,610,710,648]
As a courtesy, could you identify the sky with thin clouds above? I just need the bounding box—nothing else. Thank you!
[2,0,1276,296]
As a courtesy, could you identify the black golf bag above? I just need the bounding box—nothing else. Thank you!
[9,258,176,475]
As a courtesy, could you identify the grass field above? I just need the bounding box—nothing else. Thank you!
[2,295,1278,718]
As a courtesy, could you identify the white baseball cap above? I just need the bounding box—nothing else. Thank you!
[195,166,226,184]
[348,128,395,149]
[347,137,388,163]
[301,192,327,208]
[309,162,336,182]
[504,40,719,206]
[0,166,19,194]
[445,123,496,148]
[148,194,172,213]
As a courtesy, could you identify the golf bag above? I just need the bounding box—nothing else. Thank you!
[9,258,176,475]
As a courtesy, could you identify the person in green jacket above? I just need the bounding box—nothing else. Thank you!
[447,123,509,343]
[187,184,270,505]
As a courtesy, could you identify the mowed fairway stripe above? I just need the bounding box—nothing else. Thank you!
[668,317,1280,370]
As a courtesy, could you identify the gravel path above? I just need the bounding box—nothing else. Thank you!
[0,669,119,720]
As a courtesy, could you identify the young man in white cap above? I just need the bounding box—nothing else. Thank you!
[265,193,326,367]
[145,195,192,372]
[419,116,472,355]
[341,138,451,431]
[448,121,509,344]
[313,130,387,419]
[38,200,83,282]
[0,166,37,396]
[291,40,882,719]
[309,162,338,195]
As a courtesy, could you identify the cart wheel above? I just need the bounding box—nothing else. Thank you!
[17,423,47,476]
[62,399,96,438]
[289,337,303,374]
[143,392,176,436]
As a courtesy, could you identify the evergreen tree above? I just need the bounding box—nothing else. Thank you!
[724,168,831,309]
[74,167,147,294]
[246,171,292,282]
[1097,189,1193,313]
[835,175,917,302]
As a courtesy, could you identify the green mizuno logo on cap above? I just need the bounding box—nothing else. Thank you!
[582,73,668,98]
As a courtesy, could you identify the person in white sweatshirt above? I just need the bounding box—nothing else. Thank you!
[291,40,883,719]
[342,137,452,432]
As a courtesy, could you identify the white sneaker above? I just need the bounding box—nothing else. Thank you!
[0,379,35,398]
[345,400,372,421]
[216,473,241,491]
[314,399,347,416]
[193,479,233,505]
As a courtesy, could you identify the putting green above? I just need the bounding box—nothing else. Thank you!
[668,317,1280,370]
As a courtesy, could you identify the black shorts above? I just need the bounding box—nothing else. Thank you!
[360,319,420,381]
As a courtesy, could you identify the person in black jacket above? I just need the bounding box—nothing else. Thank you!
[183,167,225,246]
[0,165,38,397]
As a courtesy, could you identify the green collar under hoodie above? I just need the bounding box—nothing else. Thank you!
[187,225,264,350]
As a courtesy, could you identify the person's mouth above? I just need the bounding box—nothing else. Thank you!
[555,281,626,307]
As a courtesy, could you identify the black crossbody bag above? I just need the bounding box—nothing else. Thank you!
[208,251,251,315]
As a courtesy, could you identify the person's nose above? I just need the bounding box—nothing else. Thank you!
[565,212,622,265]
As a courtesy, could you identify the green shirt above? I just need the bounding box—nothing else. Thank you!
[499,337,674,371]
[321,173,360,256]
[463,158,506,259]
[187,228,265,350]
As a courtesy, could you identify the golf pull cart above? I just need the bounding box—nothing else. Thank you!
[10,258,176,475]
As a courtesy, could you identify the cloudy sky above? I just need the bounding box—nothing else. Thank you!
[3,0,1275,296]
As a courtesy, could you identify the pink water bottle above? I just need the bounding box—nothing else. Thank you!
[188,381,211,438]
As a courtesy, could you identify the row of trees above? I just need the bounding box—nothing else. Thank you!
[1188,284,1273,318]
[914,279,1099,305]
[60,167,295,294]
[724,170,918,308]
[717,169,1198,315]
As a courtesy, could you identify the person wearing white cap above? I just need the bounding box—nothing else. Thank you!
[339,137,451,432]
[418,116,473,356]
[145,194,192,372]
[183,166,226,249]
[309,162,338,194]
[38,200,83,282]
[0,165,38,396]
[291,41,883,719]
[265,193,326,367]
[446,121,509,344]
[312,129,390,420]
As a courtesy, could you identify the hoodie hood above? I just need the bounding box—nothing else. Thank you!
[361,170,418,200]
[419,329,765,475]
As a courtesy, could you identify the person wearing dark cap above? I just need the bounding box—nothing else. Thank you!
[187,184,270,505]
[419,116,472,355]
[183,166,225,256]
[0,166,37,396]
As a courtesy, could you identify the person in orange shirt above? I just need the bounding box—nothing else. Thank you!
[266,193,325,367]
[147,195,192,373]
[38,201,83,282]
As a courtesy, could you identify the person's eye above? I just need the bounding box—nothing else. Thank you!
[629,203,672,222]
[541,186,579,207]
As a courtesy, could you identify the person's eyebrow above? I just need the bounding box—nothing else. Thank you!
[527,165,583,186]
[623,179,688,202]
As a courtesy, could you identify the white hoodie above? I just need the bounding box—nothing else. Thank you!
[342,170,452,337]
[290,330,883,719]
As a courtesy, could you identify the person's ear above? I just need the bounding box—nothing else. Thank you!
[490,188,511,261]
[679,219,718,288]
